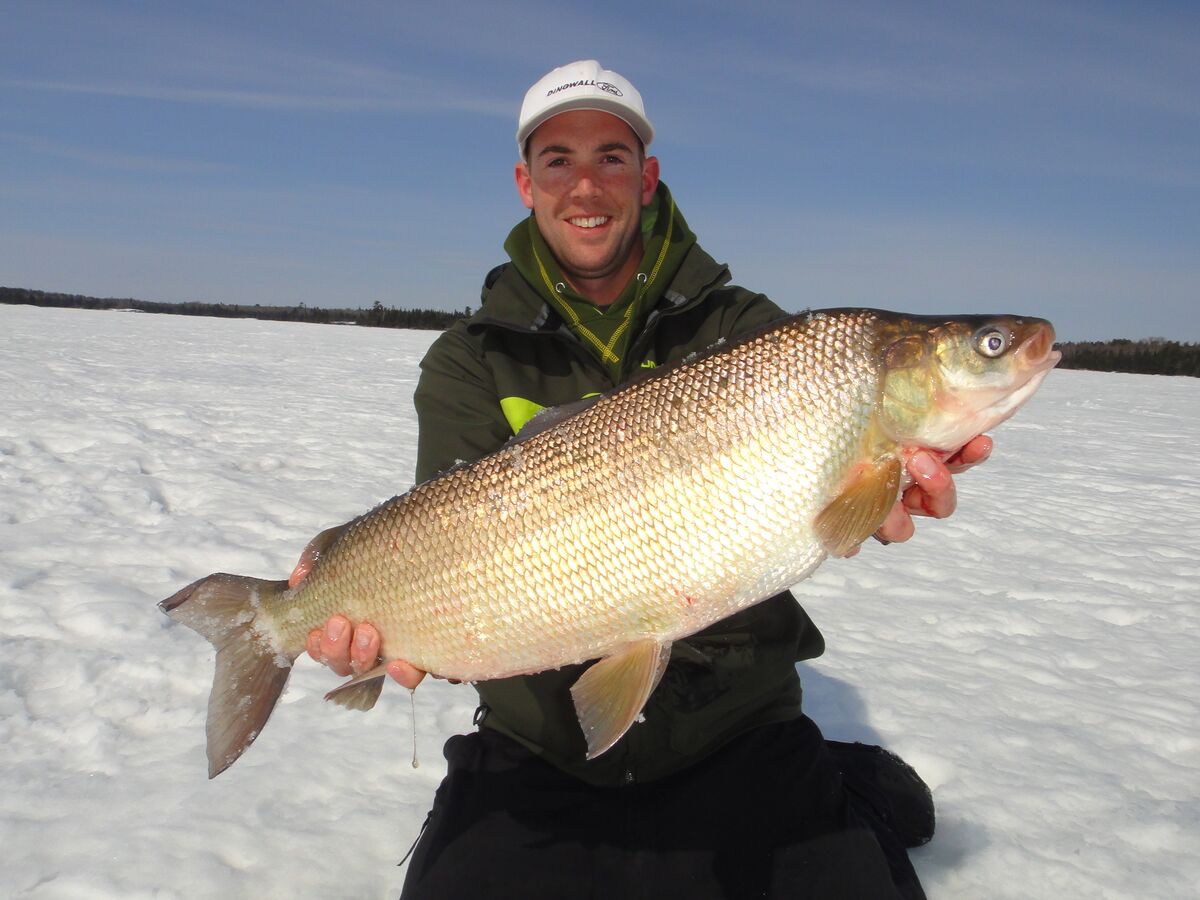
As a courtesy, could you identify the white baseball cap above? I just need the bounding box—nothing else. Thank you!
[516,60,654,160]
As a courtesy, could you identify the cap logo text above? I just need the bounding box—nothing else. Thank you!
[546,79,624,98]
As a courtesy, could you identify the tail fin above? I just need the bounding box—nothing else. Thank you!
[160,573,293,778]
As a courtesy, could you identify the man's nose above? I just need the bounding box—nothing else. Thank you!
[569,167,601,199]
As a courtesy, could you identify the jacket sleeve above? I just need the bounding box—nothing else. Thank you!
[412,322,512,484]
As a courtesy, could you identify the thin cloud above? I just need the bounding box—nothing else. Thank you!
[1,131,234,176]
[3,78,512,117]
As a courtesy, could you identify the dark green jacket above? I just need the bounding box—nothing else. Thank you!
[412,187,825,785]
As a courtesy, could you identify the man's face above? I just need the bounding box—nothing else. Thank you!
[515,110,659,305]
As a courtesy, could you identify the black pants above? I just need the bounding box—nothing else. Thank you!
[400,716,924,899]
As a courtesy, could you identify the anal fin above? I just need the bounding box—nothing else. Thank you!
[569,639,672,760]
[324,663,387,711]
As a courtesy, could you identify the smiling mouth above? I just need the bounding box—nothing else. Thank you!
[568,216,610,229]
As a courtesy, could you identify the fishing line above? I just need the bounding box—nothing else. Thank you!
[408,688,420,769]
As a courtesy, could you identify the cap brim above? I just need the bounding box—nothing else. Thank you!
[517,98,654,159]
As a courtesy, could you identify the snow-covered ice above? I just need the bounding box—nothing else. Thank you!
[2,304,1197,898]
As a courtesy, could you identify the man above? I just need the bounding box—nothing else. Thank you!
[298,61,990,898]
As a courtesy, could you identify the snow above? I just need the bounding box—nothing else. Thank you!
[2,304,1197,899]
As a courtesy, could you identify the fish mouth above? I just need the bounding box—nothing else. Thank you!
[1014,320,1061,376]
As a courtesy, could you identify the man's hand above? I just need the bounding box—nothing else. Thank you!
[872,434,993,545]
[290,556,427,690]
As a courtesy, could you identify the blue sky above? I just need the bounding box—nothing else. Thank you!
[2,0,1196,341]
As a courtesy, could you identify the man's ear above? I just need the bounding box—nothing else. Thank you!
[515,162,534,210]
[641,156,660,205]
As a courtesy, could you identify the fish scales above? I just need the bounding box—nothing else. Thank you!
[277,312,879,679]
[160,307,1059,775]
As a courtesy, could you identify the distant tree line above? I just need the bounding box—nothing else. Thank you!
[1056,338,1199,378]
[0,287,470,331]
[5,286,1197,377]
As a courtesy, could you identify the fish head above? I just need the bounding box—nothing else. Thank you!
[875,313,1060,452]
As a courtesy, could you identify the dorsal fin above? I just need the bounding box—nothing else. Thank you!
[295,521,352,575]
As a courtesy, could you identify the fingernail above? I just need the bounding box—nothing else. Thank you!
[326,619,344,641]
[355,630,373,649]
[911,452,939,480]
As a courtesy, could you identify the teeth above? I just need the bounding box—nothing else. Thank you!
[569,216,609,229]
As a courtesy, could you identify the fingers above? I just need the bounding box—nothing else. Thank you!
[870,450,959,545]
[350,623,382,675]
[946,434,993,474]
[305,615,379,677]
[306,616,349,674]
[386,660,428,690]
[288,556,312,589]
[901,437,991,520]
[902,450,958,519]
[874,499,917,544]
[869,450,956,548]
[867,437,993,549]
[305,618,429,689]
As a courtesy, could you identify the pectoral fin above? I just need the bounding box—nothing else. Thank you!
[324,663,387,711]
[815,458,903,557]
[570,639,672,760]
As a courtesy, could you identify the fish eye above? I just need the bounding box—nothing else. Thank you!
[974,327,1010,358]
